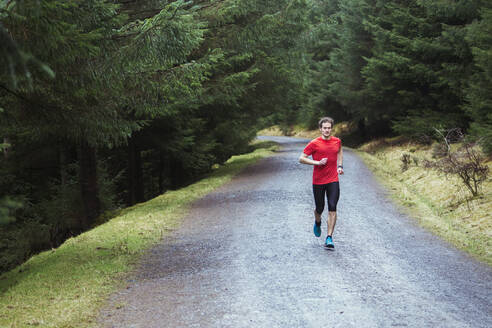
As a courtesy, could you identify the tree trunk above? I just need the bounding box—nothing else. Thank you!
[128,137,144,205]
[358,119,366,138]
[170,159,183,189]
[158,151,165,194]
[59,146,68,186]
[3,138,9,158]
[78,142,100,229]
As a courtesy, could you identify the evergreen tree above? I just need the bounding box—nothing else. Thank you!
[363,0,481,139]
[0,0,315,272]
[465,3,492,152]
[299,0,345,129]
[329,0,376,120]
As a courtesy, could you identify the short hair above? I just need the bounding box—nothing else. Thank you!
[318,117,334,129]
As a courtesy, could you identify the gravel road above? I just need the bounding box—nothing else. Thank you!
[99,136,492,328]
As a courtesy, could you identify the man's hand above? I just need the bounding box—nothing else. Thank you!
[318,158,328,166]
[337,167,344,175]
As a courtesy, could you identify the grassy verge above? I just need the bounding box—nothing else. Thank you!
[0,141,278,328]
[357,138,491,266]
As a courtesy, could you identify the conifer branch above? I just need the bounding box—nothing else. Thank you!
[0,83,29,103]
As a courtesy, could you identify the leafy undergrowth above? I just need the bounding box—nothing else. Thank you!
[0,141,277,328]
[358,138,491,266]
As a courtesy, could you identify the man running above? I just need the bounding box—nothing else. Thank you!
[299,117,343,249]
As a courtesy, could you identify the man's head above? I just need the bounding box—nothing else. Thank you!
[318,117,334,138]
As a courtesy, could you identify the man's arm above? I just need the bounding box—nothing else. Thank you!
[299,153,327,166]
[337,147,344,175]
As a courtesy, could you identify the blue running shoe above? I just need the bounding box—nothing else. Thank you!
[325,236,334,249]
[313,222,321,237]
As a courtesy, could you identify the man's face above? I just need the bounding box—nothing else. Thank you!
[320,122,332,138]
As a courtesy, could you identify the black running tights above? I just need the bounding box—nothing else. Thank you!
[313,182,340,214]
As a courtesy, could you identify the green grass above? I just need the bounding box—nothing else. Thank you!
[0,141,278,328]
[357,139,491,266]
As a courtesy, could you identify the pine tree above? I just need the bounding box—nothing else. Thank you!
[297,0,345,129]
[465,3,492,153]
[328,0,378,126]
[0,0,136,227]
[0,0,316,272]
[363,0,481,139]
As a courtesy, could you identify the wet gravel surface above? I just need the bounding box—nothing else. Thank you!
[99,136,492,328]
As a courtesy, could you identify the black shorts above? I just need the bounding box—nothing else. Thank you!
[313,182,340,214]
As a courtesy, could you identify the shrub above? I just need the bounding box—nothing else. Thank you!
[425,129,489,197]
[401,153,411,172]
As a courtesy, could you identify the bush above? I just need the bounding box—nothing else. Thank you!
[401,153,411,172]
[0,221,50,273]
[392,111,463,144]
[400,153,419,172]
[431,142,448,159]
[0,196,22,225]
[425,129,489,197]
[0,159,121,274]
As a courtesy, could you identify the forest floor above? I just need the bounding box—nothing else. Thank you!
[259,125,492,265]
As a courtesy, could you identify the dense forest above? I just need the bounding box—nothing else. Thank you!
[1,0,490,273]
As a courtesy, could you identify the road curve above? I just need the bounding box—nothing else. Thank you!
[100,136,492,328]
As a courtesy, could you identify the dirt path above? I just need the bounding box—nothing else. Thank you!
[99,136,492,328]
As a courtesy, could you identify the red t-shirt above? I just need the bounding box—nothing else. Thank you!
[303,136,341,185]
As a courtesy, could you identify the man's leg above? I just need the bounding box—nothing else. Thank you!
[312,185,325,237]
[325,182,340,248]
[326,182,340,236]
[327,211,337,236]
[314,209,321,225]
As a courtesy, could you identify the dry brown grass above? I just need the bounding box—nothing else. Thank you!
[257,125,285,136]
[358,139,492,266]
